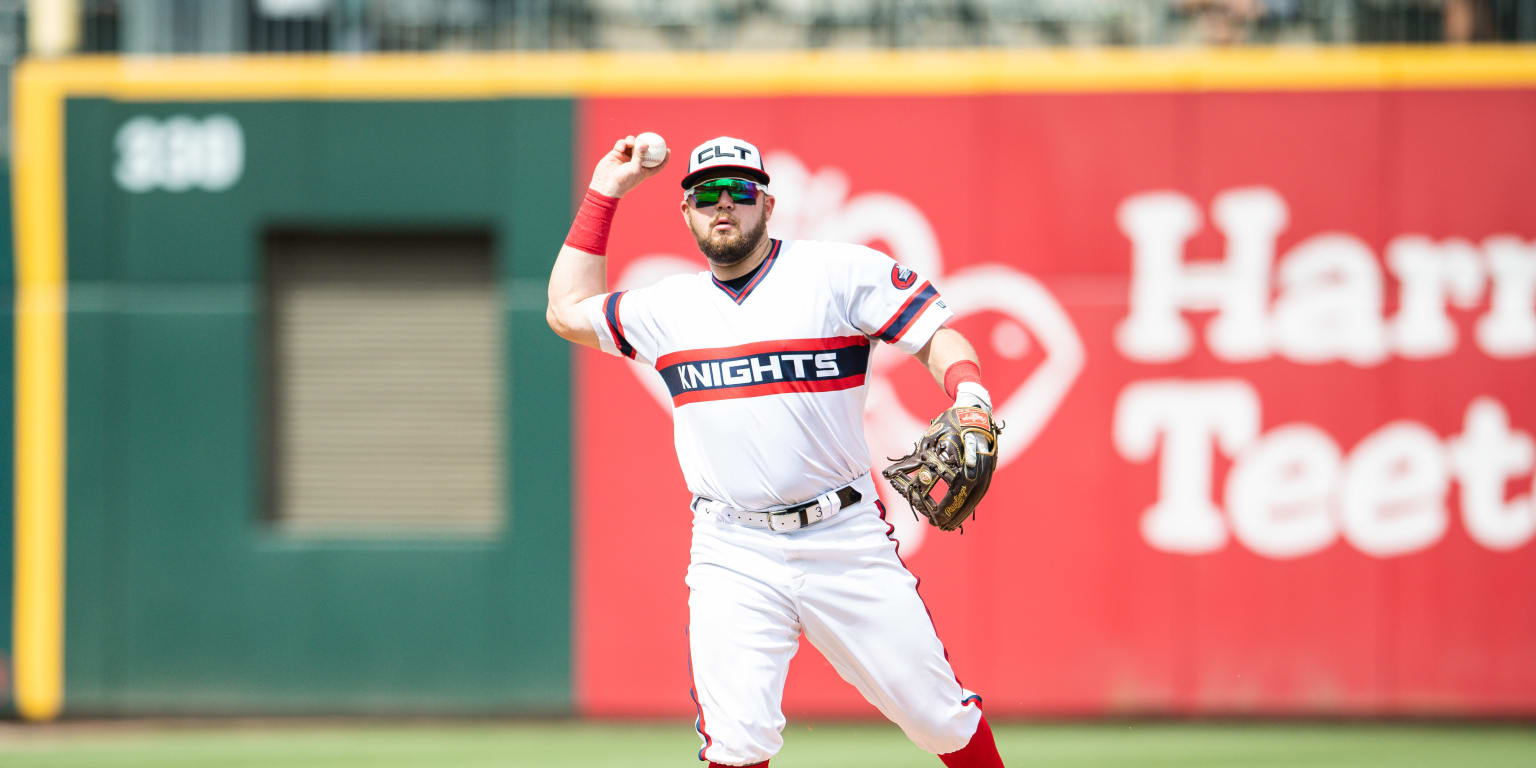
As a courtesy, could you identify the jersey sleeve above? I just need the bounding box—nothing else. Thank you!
[840,246,954,355]
[578,286,663,366]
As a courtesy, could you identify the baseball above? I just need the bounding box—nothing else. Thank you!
[635,131,667,168]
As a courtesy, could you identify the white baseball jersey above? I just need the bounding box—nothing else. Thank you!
[581,238,953,510]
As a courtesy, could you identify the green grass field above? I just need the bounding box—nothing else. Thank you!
[2,720,1533,767]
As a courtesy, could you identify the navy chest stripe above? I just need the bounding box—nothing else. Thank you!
[658,341,870,406]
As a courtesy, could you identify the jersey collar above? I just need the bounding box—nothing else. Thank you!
[710,239,783,305]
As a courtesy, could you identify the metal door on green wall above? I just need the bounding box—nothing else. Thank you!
[59,98,574,713]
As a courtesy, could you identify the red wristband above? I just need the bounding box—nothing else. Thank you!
[564,188,619,255]
[943,360,982,399]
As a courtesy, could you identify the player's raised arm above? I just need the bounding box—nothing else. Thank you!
[545,134,670,349]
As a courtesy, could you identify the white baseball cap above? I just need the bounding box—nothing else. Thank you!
[681,136,771,189]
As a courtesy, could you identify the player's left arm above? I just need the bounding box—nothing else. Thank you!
[885,323,1002,530]
[914,326,991,412]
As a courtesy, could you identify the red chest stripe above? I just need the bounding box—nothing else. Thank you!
[670,373,866,406]
[655,335,869,369]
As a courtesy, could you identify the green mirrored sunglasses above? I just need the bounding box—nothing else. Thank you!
[688,178,762,208]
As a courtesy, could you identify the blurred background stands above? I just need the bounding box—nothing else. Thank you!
[0,0,1533,156]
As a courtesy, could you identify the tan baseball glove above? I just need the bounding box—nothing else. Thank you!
[882,406,1003,531]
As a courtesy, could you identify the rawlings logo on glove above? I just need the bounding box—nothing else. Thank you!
[882,406,1003,532]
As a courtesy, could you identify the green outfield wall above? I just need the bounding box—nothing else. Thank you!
[56,97,573,714]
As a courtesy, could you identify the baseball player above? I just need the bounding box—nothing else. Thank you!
[547,134,1006,768]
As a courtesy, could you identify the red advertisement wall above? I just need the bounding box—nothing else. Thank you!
[574,90,1536,717]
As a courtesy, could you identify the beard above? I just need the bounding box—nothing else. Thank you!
[693,213,769,267]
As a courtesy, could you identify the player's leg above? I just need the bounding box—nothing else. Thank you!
[796,505,1000,764]
[686,545,802,767]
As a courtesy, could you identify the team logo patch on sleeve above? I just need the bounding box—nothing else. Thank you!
[891,265,917,290]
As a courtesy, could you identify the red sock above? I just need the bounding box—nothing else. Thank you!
[709,763,767,768]
[938,715,1004,768]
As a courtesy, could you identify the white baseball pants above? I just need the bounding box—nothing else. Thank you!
[685,472,982,766]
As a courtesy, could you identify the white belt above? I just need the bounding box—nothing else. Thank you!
[693,481,864,533]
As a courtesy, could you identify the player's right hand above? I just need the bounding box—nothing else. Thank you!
[588,134,669,198]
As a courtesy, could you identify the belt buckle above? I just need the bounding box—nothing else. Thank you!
[766,510,796,533]
[767,498,818,532]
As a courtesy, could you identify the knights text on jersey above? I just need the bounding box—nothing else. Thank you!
[581,239,952,510]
